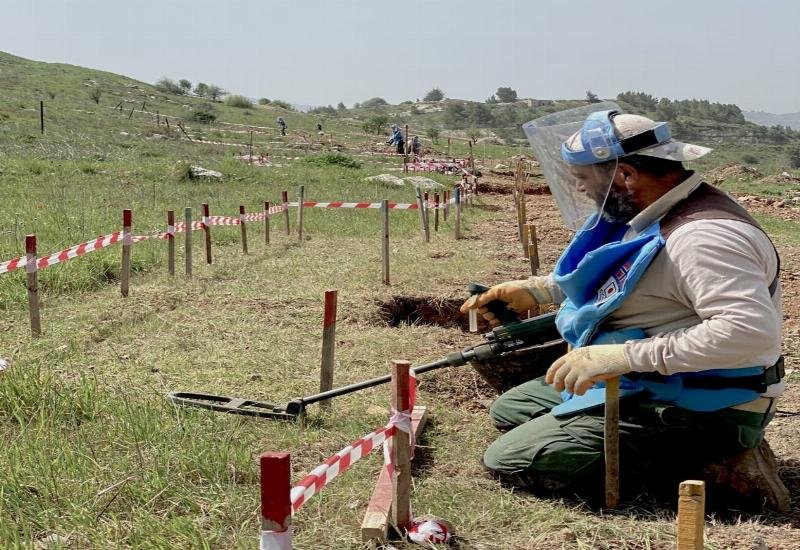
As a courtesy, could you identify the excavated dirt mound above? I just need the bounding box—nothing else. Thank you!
[705,162,763,184]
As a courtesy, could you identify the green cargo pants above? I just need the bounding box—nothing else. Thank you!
[483,377,772,497]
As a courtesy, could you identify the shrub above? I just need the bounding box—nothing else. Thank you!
[225,95,253,108]
[787,144,800,169]
[337,102,347,111]
[741,153,759,165]
[155,77,185,95]
[190,103,218,123]
[301,153,362,169]
[362,114,389,135]
[258,98,271,105]
[425,127,441,144]
[179,79,192,92]
[362,97,388,108]
[424,88,445,102]
[271,99,294,110]
[89,86,102,104]
[495,87,518,103]
[467,128,481,142]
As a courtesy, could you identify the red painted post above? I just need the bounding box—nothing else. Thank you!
[121,209,132,297]
[202,203,212,264]
[239,205,248,255]
[260,452,293,549]
[282,191,290,236]
[167,210,175,276]
[264,201,271,244]
[319,290,338,410]
[26,235,41,336]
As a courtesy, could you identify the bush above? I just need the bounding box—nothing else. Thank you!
[362,97,388,108]
[155,77,185,95]
[190,103,218,123]
[495,87,518,103]
[179,79,192,92]
[362,114,389,135]
[301,153,362,169]
[271,99,294,110]
[258,98,271,105]
[225,95,253,108]
[425,127,441,144]
[787,144,800,168]
[424,88,445,102]
[741,153,760,165]
[89,86,102,104]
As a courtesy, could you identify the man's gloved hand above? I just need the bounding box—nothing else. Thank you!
[459,278,554,326]
[546,345,631,396]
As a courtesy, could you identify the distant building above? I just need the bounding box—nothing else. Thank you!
[520,98,554,108]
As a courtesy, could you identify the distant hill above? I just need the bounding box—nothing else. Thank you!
[743,111,800,131]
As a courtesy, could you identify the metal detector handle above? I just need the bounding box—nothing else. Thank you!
[468,282,520,325]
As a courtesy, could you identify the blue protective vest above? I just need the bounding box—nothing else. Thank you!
[549,213,768,417]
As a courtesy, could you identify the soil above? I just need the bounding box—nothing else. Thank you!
[462,170,800,548]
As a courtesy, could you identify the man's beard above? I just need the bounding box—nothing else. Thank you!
[599,186,639,224]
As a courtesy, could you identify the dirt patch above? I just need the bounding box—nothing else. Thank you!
[377,295,474,331]
[477,174,551,195]
[705,162,763,184]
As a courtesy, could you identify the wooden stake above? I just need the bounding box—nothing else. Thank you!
[237,205,248,254]
[468,140,474,172]
[296,185,305,242]
[447,137,451,156]
[260,452,293,548]
[526,223,540,276]
[443,190,449,221]
[202,203,212,264]
[282,190,290,236]
[677,480,705,550]
[167,210,175,276]
[391,360,412,531]
[264,201,271,245]
[361,406,428,543]
[415,189,429,243]
[184,207,192,277]
[319,290,338,410]
[156,110,160,126]
[433,193,440,232]
[121,209,132,297]
[25,235,41,337]
[40,101,44,134]
[381,199,390,285]
[249,130,254,165]
[454,186,462,240]
[128,108,134,120]
[604,376,620,509]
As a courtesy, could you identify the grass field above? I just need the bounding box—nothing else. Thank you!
[2,51,800,549]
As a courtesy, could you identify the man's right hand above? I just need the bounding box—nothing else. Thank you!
[459,279,554,326]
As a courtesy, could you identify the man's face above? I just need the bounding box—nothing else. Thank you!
[568,164,640,224]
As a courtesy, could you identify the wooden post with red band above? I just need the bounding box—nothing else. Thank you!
[260,452,293,549]
[202,203,212,264]
[26,235,41,337]
[264,201,271,245]
[121,209,132,297]
[282,191,290,236]
[184,207,193,278]
[319,290,338,410]
[167,210,175,276]
[239,205,248,255]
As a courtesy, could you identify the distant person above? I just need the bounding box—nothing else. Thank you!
[277,116,287,136]
[387,124,405,154]
[411,135,422,155]
[316,122,323,132]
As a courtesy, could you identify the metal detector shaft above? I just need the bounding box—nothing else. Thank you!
[284,351,479,414]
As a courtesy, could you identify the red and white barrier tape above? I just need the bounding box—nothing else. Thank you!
[0,232,124,275]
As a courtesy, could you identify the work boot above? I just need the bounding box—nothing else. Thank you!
[702,439,790,513]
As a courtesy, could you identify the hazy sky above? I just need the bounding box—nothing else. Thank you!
[3,0,799,113]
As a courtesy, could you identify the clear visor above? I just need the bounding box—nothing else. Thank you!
[523,102,620,231]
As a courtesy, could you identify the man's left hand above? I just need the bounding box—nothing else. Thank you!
[546,345,631,396]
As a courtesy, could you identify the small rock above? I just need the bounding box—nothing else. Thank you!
[189,166,223,180]
[0,358,9,373]
[119,131,129,136]
[248,373,263,382]
[775,201,785,208]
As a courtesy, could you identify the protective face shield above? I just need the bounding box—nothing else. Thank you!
[523,103,621,231]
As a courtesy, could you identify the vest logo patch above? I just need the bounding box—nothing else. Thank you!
[596,262,632,305]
